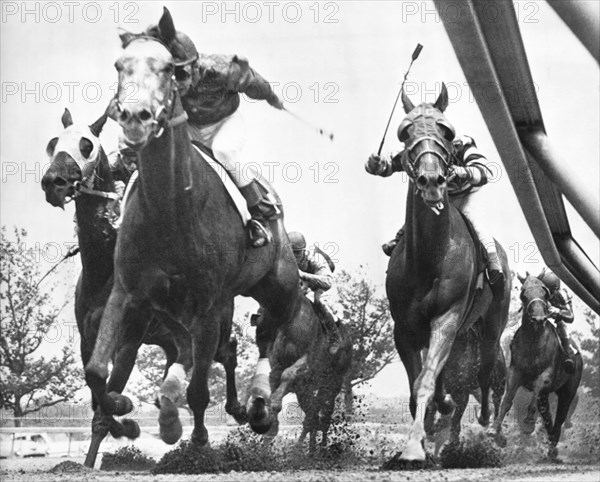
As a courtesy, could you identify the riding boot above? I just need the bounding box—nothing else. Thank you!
[487,256,505,299]
[557,324,576,374]
[321,304,342,356]
[239,180,277,248]
[382,227,405,257]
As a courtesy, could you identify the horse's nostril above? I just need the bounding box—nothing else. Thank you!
[139,110,152,122]
[119,110,130,122]
[437,175,446,186]
[416,175,428,188]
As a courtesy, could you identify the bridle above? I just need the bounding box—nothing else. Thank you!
[113,35,188,143]
[50,128,121,204]
[521,282,551,322]
[401,135,452,181]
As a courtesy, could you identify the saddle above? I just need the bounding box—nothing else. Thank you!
[191,141,283,224]
[456,210,487,286]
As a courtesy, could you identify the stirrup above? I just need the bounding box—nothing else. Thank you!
[382,239,398,257]
[563,358,576,374]
[248,219,272,247]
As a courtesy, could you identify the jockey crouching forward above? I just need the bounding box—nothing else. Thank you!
[365,134,505,295]
[288,232,343,356]
[538,269,577,374]
[149,26,285,247]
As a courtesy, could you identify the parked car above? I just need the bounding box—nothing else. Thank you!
[11,433,49,458]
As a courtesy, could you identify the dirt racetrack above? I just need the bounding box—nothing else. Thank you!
[0,456,599,482]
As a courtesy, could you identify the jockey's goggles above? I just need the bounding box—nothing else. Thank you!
[175,64,193,82]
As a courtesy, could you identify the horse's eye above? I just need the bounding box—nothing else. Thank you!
[114,60,123,72]
[164,64,174,74]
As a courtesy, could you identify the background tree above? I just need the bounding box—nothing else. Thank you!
[0,226,82,427]
[574,309,599,397]
[335,268,397,416]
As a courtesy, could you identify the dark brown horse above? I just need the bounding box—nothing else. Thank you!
[264,297,352,453]
[40,110,244,468]
[385,84,511,462]
[40,109,177,464]
[84,7,303,453]
[490,273,582,460]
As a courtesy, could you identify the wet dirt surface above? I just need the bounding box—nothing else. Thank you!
[1,455,598,482]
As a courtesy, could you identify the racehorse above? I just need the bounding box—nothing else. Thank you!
[264,296,352,453]
[425,327,506,456]
[385,84,511,462]
[40,109,244,467]
[490,273,582,460]
[83,7,303,452]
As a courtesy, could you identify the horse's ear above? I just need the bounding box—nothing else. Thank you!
[158,7,176,44]
[517,272,526,284]
[46,137,58,157]
[61,108,73,128]
[89,113,108,137]
[401,89,415,113]
[433,83,449,112]
[119,29,136,48]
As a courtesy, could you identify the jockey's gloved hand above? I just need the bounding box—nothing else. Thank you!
[365,153,386,175]
[548,306,561,317]
[448,165,471,182]
[268,94,285,110]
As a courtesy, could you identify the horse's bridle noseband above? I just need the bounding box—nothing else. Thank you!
[522,284,551,322]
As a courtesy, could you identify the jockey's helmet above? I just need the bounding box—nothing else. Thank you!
[171,31,198,67]
[539,269,561,293]
[288,231,306,252]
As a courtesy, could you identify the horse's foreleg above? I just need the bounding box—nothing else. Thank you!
[537,393,554,441]
[187,321,220,447]
[549,377,580,459]
[85,286,131,416]
[396,336,422,420]
[524,368,553,429]
[401,312,460,462]
[490,367,522,446]
[477,339,501,427]
[220,337,247,424]
[271,354,309,418]
[156,314,194,445]
[83,287,133,468]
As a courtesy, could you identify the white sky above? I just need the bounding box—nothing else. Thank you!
[1,1,599,398]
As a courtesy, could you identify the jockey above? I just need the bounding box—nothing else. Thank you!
[538,269,577,373]
[365,134,504,294]
[152,27,285,248]
[288,231,343,356]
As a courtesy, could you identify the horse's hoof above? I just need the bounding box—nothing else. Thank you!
[400,441,426,462]
[248,398,272,435]
[159,396,182,445]
[108,421,125,439]
[477,414,490,427]
[108,392,133,416]
[437,395,455,416]
[493,432,507,448]
[381,451,427,470]
[190,428,209,447]
[226,403,248,425]
[121,419,141,439]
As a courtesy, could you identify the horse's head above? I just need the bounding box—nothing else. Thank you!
[517,272,552,325]
[41,108,108,208]
[114,7,179,148]
[397,84,455,208]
